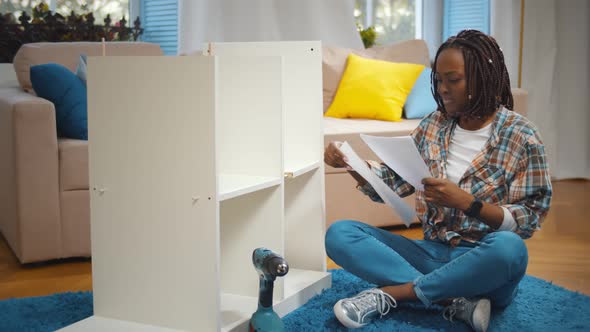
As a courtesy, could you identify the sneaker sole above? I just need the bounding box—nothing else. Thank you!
[333,300,365,329]
[472,298,491,332]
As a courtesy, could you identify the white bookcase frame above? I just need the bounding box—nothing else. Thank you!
[60,41,330,332]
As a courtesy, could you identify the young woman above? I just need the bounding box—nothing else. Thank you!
[324,29,552,332]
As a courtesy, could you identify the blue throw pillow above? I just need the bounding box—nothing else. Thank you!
[404,67,437,119]
[30,63,88,140]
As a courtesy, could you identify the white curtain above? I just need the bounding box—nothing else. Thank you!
[178,0,363,55]
[520,0,590,180]
[493,0,589,180]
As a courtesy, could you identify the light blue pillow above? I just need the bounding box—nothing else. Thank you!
[30,63,88,140]
[75,54,87,86]
[404,67,437,119]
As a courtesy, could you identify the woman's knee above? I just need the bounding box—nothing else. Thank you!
[324,220,364,256]
[486,231,529,275]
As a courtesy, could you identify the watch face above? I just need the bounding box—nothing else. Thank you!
[474,201,483,212]
[467,199,483,217]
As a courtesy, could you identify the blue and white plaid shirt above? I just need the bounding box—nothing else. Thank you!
[360,108,553,246]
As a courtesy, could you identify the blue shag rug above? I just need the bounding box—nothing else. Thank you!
[1,269,589,331]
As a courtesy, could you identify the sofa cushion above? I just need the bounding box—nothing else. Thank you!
[30,63,88,140]
[58,138,89,191]
[404,67,438,119]
[14,42,163,92]
[322,39,431,112]
[323,116,422,174]
[326,54,424,121]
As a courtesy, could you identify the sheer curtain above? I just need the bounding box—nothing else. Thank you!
[494,0,589,180]
[520,0,589,179]
[178,0,363,55]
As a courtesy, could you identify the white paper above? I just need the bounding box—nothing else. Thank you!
[360,134,431,191]
[339,142,416,227]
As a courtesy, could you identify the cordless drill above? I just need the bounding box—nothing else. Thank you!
[249,248,289,332]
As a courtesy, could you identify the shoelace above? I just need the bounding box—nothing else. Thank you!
[351,289,398,322]
[442,298,467,322]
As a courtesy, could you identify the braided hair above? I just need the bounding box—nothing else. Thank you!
[432,29,513,119]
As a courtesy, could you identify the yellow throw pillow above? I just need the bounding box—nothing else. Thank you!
[325,54,425,122]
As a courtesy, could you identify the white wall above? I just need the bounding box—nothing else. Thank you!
[178,0,362,55]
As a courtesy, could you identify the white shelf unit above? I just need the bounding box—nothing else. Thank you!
[60,41,329,332]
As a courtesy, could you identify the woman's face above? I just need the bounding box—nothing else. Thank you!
[435,48,468,117]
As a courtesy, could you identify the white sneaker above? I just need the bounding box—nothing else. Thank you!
[333,288,397,329]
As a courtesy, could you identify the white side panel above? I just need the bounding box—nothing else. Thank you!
[87,56,220,331]
[216,56,283,179]
[210,41,323,176]
[284,168,326,271]
[220,186,284,299]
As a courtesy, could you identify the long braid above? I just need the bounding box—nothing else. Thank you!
[431,29,513,118]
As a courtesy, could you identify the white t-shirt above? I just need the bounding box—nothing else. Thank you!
[447,123,517,231]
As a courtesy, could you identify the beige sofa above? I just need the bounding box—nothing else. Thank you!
[0,42,163,263]
[322,40,528,228]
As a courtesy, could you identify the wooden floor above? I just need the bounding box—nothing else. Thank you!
[0,179,588,300]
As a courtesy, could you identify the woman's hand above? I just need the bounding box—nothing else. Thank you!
[422,177,473,210]
[324,141,348,168]
[325,141,368,186]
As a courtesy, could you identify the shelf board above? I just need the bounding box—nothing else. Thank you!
[218,174,282,201]
[220,269,331,331]
[284,161,321,179]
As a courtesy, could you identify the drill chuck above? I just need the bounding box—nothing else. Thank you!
[252,248,289,279]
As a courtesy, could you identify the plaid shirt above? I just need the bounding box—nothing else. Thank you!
[360,108,552,246]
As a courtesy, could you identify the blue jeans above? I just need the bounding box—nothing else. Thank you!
[325,220,528,308]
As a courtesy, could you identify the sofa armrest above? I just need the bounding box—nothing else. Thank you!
[0,87,61,263]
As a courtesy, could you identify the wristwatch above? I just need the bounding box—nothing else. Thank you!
[464,197,483,218]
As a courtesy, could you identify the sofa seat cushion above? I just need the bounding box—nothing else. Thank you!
[324,116,422,174]
[58,138,89,191]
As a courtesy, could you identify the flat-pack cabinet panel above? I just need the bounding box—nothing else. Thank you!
[220,185,284,298]
[87,57,220,331]
[209,41,323,176]
[216,56,283,178]
[285,168,326,271]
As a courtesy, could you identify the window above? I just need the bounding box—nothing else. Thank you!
[1,1,129,24]
[354,0,422,46]
[55,0,129,24]
[140,0,178,55]
[1,0,45,19]
[443,0,490,40]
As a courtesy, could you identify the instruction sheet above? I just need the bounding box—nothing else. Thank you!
[338,142,416,227]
